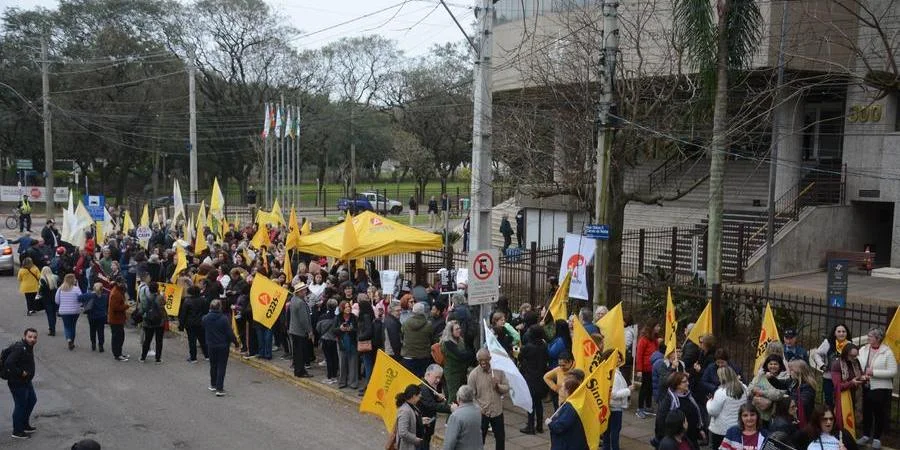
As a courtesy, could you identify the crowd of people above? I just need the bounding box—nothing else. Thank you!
[5,205,900,450]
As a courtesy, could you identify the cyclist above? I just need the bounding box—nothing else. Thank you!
[17,195,32,233]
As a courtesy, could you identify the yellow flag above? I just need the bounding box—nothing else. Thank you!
[159,282,184,316]
[566,351,617,449]
[300,218,311,235]
[232,314,242,348]
[285,207,301,251]
[360,350,423,432]
[171,246,187,283]
[753,303,780,372]
[341,212,359,260]
[686,300,713,346]
[597,303,626,366]
[271,199,285,225]
[139,204,150,227]
[233,214,241,231]
[664,287,677,356]
[218,217,228,244]
[884,307,900,363]
[122,210,135,234]
[840,389,856,438]
[283,250,293,283]
[250,223,271,249]
[196,201,207,231]
[572,317,601,375]
[248,273,289,330]
[546,271,572,323]
[95,220,104,244]
[209,177,225,219]
[194,220,208,256]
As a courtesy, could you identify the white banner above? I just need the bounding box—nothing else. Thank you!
[558,233,597,300]
[1,185,69,203]
[379,270,399,297]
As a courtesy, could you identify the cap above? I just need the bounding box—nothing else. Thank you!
[783,329,797,338]
[46,218,54,225]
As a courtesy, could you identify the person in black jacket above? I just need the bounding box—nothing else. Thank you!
[179,286,209,362]
[41,219,60,249]
[5,328,38,439]
[430,301,447,343]
[657,409,699,450]
[518,325,549,434]
[383,303,403,360]
[419,364,451,449]
[356,294,377,396]
[202,300,239,396]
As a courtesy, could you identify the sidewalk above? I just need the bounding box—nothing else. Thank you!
[226,345,655,450]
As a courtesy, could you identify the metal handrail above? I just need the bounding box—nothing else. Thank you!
[743,181,816,247]
[648,152,695,193]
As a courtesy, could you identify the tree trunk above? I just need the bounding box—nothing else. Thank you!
[706,0,730,331]
[607,160,627,305]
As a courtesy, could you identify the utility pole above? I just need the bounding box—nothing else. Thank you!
[764,0,789,295]
[41,38,54,217]
[349,105,356,200]
[188,46,198,204]
[469,0,495,337]
[592,0,619,308]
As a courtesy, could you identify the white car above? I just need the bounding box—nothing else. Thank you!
[0,234,13,275]
[362,192,403,215]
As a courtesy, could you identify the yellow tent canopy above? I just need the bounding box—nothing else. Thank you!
[297,211,443,259]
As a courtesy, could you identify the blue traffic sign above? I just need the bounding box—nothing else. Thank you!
[584,224,610,240]
[84,195,105,221]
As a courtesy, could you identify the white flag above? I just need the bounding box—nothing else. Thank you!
[172,179,185,224]
[102,207,115,238]
[558,233,597,300]
[274,104,282,138]
[482,320,533,413]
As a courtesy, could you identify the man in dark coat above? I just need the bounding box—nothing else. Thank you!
[499,214,513,254]
[515,208,525,248]
[41,219,60,249]
[202,300,239,396]
[5,328,38,439]
[288,283,314,378]
[179,286,209,362]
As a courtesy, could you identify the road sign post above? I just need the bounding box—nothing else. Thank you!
[84,195,105,221]
[584,224,610,240]
[826,258,849,329]
[467,249,499,306]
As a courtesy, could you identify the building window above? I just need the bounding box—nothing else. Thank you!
[801,103,844,161]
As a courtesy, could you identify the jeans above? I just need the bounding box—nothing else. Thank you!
[61,314,79,342]
[480,413,505,450]
[208,346,229,391]
[862,388,891,439]
[186,325,208,360]
[322,340,339,379]
[338,347,359,388]
[141,327,164,361]
[41,297,57,334]
[88,317,106,350]
[256,327,273,359]
[359,351,375,390]
[403,357,432,378]
[291,334,310,376]
[24,292,36,313]
[8,382,37,434]
[109,324,125,358]
[602,410,623,450]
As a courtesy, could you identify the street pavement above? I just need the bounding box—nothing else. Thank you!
[0,274,384,449]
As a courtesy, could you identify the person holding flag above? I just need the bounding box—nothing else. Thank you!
[547,376,586,449]
[830,343,864,439]
[636,319,660,419]
[468,348,509,450]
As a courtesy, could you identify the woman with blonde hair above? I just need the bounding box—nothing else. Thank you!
[55,273,84,350]
[707,366,748,449]
[38,266,59,336]
[16,257,41,315]
[787,359,818,428]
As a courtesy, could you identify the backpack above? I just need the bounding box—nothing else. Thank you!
[0,341,22,380]
[144,295,163,326]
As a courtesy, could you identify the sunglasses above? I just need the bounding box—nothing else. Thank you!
[822,417,835,422]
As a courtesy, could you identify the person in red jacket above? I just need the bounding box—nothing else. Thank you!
[636,318,661,419]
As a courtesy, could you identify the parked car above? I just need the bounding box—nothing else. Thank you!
[337,192,403,215]
[0,234,14,275]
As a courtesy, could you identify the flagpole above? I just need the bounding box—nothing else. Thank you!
[264,103,270,208]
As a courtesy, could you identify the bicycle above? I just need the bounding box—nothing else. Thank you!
[5,208,20,230]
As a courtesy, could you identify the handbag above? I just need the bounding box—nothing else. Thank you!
[431,342,445,365]
[357,340,373,352]
[131,306,144,324]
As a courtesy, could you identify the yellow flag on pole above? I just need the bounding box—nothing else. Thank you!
[341,212,359,260]
[884,307,900,363]
[248,274,289,330]
[139,204,150,227]
[250,223,271,249]
[209,177,225,219]
[196,201,207,231]
[285,207,301,251]
[753,303,780,372]
[159,282,184,316]
[565,351,618,449]
[171,246,187,283]
[686,300,713,346]
[840,389,856,438]
[360,350,423,432]
[231,314,242,348]
[271,199,285,225]
[194,220,208,256]
[572,317,601,375]
[664,287,677,356]
[597,303,626,366]
[300,218,311,235]
[122,210,135,234]
[283,250,293,283]
[546,271,572,323]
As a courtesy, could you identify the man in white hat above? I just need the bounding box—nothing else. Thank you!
[288,282,314,378]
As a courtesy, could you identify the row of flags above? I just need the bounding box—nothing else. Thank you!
[261,102,301,140]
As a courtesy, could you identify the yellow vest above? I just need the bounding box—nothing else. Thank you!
[20,199,31,214]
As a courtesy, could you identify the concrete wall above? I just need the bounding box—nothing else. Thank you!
[774,95,804,199]
[744,205,869,281]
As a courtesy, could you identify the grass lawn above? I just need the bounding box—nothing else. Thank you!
[259,181,472,208]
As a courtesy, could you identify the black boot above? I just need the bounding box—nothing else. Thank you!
[519,426,535,435]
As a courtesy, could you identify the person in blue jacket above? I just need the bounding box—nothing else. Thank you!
[547,319,571,369]
[548,377,587,450]
[700,349,741,398]
[79,283,108,353]
[202,299,239,396]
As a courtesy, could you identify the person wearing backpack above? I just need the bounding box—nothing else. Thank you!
[139,281,166,363]
[3,328,38,439]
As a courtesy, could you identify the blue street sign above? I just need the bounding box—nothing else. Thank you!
[84,195,105,221]
[584,224,610,240]
[826,259,849,309]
